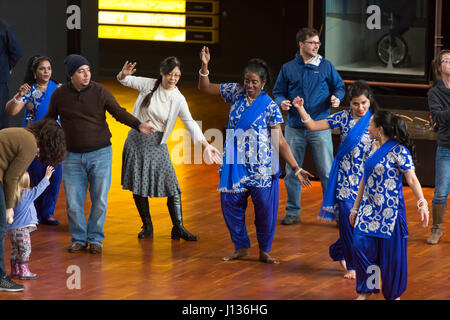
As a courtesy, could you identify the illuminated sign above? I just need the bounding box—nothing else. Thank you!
[98,0,219,43]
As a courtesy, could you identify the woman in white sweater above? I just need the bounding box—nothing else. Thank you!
[117,57,221,241]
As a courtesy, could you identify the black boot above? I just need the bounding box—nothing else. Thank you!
[133,194,153,239]
[167,194,199,241]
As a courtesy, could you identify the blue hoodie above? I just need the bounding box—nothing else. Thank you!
[8,178,50,230]
[273,53,345,129]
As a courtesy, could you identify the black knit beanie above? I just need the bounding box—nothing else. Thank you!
[64,54,89,77]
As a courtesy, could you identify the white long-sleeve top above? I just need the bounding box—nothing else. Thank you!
[118,75,205,144]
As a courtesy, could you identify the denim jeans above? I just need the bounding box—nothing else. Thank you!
[0,183,6,277]
[433,145,450,205]
[283,126,333,216]
[62,146,112,247]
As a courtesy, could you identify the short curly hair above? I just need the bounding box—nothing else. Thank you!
[27,119,66,166]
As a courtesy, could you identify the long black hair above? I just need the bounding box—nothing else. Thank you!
[139,56,181,112]
[346,80,379,113]
[372,110,415,160]
[242,58,273,94]
[23,55,53,86]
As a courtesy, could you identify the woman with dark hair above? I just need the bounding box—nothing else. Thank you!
[292,80,378,279]
[349,110,429,300]
[198,46,313,264]
[5,55,62,226]
[117,57,221,241]
[0,118,66,292]
[427,49,450,245]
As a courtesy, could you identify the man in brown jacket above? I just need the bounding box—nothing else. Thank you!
[45,54,154,254]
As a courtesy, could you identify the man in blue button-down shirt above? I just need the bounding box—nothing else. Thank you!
[273,27,345,225]
[0,18,22,129]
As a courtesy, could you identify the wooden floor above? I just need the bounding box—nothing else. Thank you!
[1,80,449,300]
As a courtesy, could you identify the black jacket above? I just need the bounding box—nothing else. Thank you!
[0,18,22,84]
[428,80,450,148]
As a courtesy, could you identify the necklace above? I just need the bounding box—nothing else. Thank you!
[246,95,255,105]
[36,83,48,89]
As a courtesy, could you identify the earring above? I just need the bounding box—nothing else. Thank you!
[378,132,382,138]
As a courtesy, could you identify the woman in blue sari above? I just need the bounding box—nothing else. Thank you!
[198,46,313,264]
[292,80,378,279]
[6,55,62,225]
[349,110,429,300]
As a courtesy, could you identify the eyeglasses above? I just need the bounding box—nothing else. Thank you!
[303,41,321,46]
[441,59,450,64]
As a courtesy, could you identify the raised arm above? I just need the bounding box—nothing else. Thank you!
[292,96,331,131]
[116,61,155,92]
[198,46,221,95]
[5,83,30,116]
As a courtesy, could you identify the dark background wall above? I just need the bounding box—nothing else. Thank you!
[98,1,310,84]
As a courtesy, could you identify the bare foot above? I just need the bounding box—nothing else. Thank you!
[222,248,249,261]
[339,260,347,271]
[355,293,371,300]
[259,251,280,264]
[344,270,356,280]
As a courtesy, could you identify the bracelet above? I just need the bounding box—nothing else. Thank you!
[294,168,303,176]
[199,69,209,77]
[350,208,359,214]
[292,165,300,172]
[13,96,22,104]
[417,198,428,209]
[301,116,311,123]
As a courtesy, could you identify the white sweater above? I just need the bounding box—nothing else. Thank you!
[118,75,204,145]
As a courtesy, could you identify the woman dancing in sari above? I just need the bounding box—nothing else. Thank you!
[198,46,313,264]
[292,80,378,279]
[349,110,429,300]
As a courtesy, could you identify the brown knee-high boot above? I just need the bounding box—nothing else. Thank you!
[427,203,446,245]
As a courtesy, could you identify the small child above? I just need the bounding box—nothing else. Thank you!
[7,166,54,280]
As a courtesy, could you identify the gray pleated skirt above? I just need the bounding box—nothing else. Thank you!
[121,130,181,198]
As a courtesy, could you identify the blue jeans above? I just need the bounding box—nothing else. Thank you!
[0,183,6,277]
[283,126,333,216]
[62,146,112,247]
[433,145,450,205]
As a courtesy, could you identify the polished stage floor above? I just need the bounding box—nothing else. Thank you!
[1,80,448,300]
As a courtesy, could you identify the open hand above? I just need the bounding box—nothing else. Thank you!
[119,61,137,80]
[45,166,55,180]
[296,169,314,188]
[204,144,222,165]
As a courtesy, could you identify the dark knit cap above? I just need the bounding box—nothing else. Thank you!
[64,54,89,77]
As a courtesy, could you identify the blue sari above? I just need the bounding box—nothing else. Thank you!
[219,92,273,192]
[23,80,58,127]
[318,109,373,221]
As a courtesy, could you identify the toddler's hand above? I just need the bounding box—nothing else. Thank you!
[45,166,55,179]
[6,208,14,224]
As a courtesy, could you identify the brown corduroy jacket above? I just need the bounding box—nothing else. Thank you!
[0,128,37,208]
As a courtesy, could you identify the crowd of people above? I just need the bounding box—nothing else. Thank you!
[0,18,449,300]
